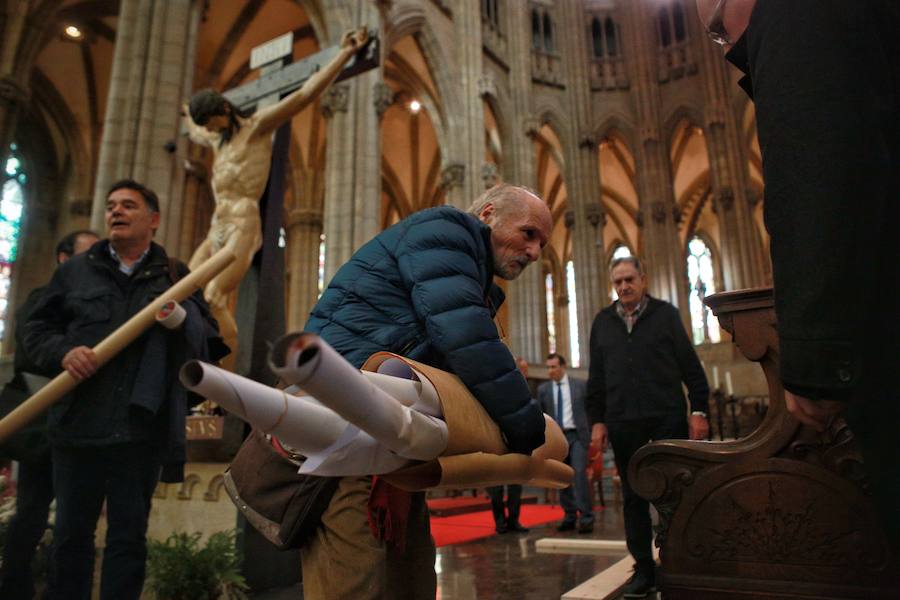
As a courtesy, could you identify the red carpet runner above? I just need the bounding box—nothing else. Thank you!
[429,504,565,547]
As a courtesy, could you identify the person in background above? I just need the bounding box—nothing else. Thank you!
[587,256,709,598]
[0,230,98,600]
[540,352,594,534]
[485,356,533,534]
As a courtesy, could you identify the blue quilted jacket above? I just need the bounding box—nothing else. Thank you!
[305,206,545,454]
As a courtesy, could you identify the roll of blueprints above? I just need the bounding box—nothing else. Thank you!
[269,333,449,461]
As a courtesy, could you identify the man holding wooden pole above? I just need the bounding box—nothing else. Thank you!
[21,180,227,600]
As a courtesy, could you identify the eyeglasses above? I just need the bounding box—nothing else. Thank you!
[704,0,732,46]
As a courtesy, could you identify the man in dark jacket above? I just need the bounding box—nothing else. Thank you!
[695,0,900,554]
[301,183,551,600]
[23,180,223,600]
[587,256,709,598]
[0,230,97,600]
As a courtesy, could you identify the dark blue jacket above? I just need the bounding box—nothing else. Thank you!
[305,206,545,454]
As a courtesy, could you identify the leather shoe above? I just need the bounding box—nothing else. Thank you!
[622,562,656,598]
[495,523,508,534]
[556,520,576,532]
[577,521,594,534]
[507,522,529,533]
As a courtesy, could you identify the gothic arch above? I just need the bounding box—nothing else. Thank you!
[383,3,457,131]
[593,112,638,153]
[662,105,705,149]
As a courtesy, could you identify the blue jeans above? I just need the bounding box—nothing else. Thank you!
[47,442,162,600]
[559,431,593,525]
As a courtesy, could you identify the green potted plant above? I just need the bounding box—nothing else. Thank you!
[145,530,248,600]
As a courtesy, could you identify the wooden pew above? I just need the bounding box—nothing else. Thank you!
[629,288,898,599]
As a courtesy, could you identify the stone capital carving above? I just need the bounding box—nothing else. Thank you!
[372,82,395,119]
[585,202,604,228]
[564,209,576,230]
[0,76,29,106]
[672,204,683,224]
[639,124,659,145]
[481,163,500,189]
[477,75,497,99]
[716,187,735,211]
[746,188,761,207]
[69,198,92,217]
[636,209,644,228]
[285,208,323,229]
[579,132,599,150]
[651,200,668,224]
[439,162,465,191]
[522,116,542,139]
[320,83,349,118]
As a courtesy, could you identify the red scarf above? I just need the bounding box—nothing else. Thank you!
[367,476,412,551]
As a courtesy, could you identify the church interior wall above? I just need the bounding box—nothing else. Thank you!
[0,0,771,414]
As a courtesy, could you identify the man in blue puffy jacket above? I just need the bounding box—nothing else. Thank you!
[301,183,552,599]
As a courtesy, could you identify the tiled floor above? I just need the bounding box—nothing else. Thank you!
[250,500,630,600]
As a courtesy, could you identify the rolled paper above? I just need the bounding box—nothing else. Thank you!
[0,246,237,443]
[712,365,720,389]
[180,360,348,455]
[269,333,449,461]
[725,370,734,397]
[156,300,187,330]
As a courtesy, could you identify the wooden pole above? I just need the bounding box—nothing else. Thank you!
[0,246,236,443]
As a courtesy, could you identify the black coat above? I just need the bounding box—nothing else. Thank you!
[586,296,709,424]
[22,240,224,480]
[726,1,900,399]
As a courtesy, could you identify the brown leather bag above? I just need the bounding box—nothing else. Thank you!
[223,429,339,550]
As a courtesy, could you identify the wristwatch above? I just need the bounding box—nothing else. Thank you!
[691,411,708,418]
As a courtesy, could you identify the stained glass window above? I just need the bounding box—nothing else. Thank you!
[686,235,720,344]
[545,272,556,354]
[609,244,633,301]
[0,144,26,343]
[566,261,580,367]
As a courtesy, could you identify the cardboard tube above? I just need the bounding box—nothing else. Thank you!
[269,333,449,461]
[383,454,574,491]
[0,247,236,443]
[156,300,187,330]
[180,360,347,455]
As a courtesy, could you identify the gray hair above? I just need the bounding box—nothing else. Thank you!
[610,255,644,274]
[467,183,540,224]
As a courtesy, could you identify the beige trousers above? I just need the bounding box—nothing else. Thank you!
[300,476,437,600]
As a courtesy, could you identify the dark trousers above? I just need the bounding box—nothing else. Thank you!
[0,452,54,600]
[845,383,900,555]
[559,431,593,524]
[47,442,162,600]
[486,484,523,526]
[607,415,687,564]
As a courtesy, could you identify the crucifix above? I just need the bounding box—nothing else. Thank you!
[183,27,379,378]
[181,28,378,589]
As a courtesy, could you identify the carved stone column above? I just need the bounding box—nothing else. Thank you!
[284,207,323,331]
[443,0,485,208]
[503,0,546,363]
[698,29,768,290]
[90,0,198,249]
[556,0,607,365]
[622,0,690,322]
[320,0,383,284]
